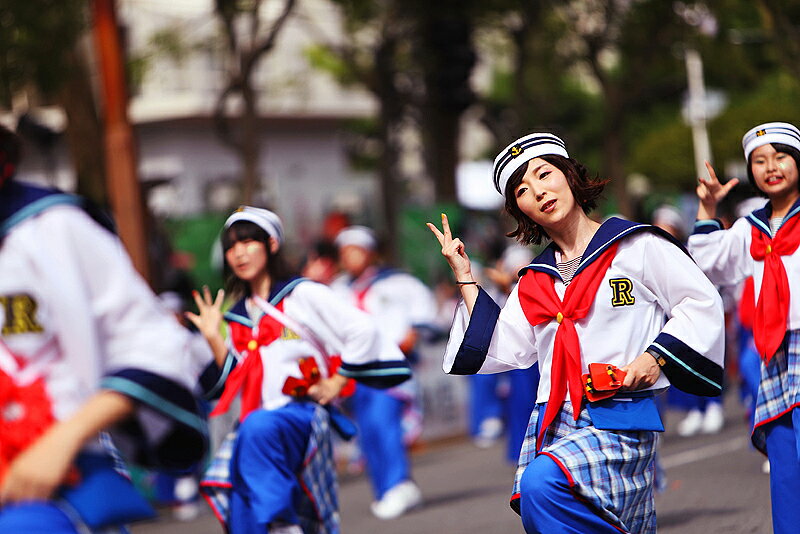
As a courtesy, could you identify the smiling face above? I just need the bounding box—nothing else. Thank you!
[513,157,582,231]
[750,144,800,207]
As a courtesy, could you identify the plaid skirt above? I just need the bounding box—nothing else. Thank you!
[200,403,339,534]
[752,329,800,453]
[511,401,658,534]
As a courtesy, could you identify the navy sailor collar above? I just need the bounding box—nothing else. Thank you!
[519,216,686,282]
[224,276,307,327]
[745,196,800,238]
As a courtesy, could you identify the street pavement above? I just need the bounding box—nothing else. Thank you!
[131,392,771,534]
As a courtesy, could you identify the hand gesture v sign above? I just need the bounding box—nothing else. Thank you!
[697,161,739,220]
[427,213,479,313]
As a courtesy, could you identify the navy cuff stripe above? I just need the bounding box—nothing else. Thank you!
[449,288,500,375]
[101,369,208,470]
[692,219,723,235]
[199,352,236,400]
[648,333,722,396]
[339,359,412,388]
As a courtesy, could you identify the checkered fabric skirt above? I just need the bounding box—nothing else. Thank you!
[512,401,658,534]
[752,329,800,453]
[200,404,339,534]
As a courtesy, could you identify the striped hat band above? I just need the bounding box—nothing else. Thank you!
[224,206,285,247]
[742,122,800,161]
[492,133,568,197]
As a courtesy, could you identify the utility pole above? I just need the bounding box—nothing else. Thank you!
[92,0,150,281]
[685,48,713,180]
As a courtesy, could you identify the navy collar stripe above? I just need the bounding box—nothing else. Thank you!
[745,197,800,236]
[520,217,688,282]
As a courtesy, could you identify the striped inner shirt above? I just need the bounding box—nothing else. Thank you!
[770,216,784,236]
[557,255,583,286]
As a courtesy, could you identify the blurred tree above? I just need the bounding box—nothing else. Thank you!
[306,0,416,259]
[408,0,477,202]
[755,0,800,79]
[213,0,296,204]
[0,0,106,205]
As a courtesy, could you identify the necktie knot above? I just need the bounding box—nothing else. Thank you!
[247,339,258,351]
[766,244,772,254]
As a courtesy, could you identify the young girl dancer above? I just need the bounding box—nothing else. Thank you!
[428,132,725,533]
[190,206,410,534]
[688,121,800,533]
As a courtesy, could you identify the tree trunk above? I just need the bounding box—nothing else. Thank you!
[57,47,107,206]
[240,80,259,205]
[601,88,630,218]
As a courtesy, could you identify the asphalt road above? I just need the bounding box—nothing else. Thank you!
[131,393,772,534]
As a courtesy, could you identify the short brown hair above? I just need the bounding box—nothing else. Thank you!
[504,154,608,245]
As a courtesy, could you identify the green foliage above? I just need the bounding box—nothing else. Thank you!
[0,0,86,105]
[304,44,360,86]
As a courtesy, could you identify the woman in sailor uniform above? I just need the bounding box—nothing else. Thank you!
[428,132,725,533]
[190,207,410,534]
[0,125,209,533]
[688,122,800,534]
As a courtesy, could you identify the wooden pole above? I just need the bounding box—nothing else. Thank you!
[91,0,150,281]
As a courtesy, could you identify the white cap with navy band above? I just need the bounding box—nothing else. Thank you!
[742,122,800,161]
[224,206,285,248]
[492,133,569,197]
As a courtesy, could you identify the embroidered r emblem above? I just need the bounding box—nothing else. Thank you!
[609,278,635,307]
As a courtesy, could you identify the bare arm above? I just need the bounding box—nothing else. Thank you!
[0,390,135,504]
[427,213,479,314]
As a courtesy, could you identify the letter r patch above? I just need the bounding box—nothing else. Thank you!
[609,278,635,307]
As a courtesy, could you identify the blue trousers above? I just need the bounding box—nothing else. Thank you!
[228,403,313,533]
[468,373,504,436]
[519,454,620,534]
[0,503,84,534]
[351,384,410,499]
[764,411,800,534]
[506,365,540,463]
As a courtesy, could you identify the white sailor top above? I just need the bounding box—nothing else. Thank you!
[0,181,208,470]
[444,218,725,405]
[331,267,437,346]
[688,199,800,330]
[200,277,411,411]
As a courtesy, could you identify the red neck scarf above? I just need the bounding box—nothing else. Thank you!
[518,243,619,448]
[210,300,286,422]
[750,214,800,362]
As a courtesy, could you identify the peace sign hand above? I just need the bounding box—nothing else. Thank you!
[185,286,226,342]
[697,161,739,219]
[427,213,473,281]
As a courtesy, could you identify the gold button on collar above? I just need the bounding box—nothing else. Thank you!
[556,312,564,324]
[247,340,258,351]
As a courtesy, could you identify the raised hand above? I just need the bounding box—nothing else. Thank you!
[426,213,473,281]
[185,286,228,364]
[696,161,740,219]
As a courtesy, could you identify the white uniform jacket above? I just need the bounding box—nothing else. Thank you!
[331,267,437,346]
[201,278,411,411]
[688,199,800,331]
[0,181,208,469]
[444,218,726,403]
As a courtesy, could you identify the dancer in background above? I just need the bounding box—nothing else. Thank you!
[332,225,436,519]
[190,207,410,533]
[688,122,800,533]
[429,132,724,533]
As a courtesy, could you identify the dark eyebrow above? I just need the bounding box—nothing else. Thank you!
[531,163,548,177]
